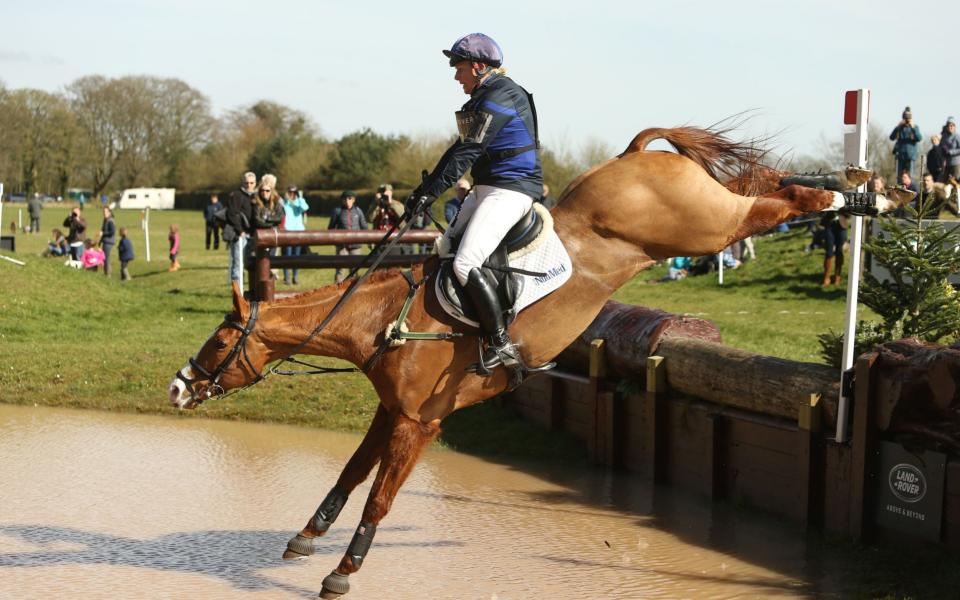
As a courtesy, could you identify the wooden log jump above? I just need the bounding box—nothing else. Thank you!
[556,300,840,426]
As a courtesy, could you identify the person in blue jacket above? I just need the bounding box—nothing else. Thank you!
[117,226,135,281]
[889,106,923,177]
[407,32,551,377]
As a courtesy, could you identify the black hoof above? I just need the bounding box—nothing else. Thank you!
[319,570,350,598]
[282,534,314,560]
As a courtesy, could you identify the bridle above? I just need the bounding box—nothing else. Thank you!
[176,301,265,402]
[176,200,444,404]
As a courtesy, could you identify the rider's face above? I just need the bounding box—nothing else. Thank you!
[453,62,479,94]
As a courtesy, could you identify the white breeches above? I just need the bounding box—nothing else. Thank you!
[447,185,534,286]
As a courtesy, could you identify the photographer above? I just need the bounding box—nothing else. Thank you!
[889,107,922,178]
[368,184,411,254]
[63,207,87,261]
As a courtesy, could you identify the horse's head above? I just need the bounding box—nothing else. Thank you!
[168,283,270,409]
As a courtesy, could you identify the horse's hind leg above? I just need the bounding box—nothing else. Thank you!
[283,403,394,560]
[319,412,440,599]
[727,185,844,243]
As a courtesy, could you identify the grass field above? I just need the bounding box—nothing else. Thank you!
[0,203,859,455]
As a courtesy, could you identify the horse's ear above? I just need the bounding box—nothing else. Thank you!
[231,281,249,319]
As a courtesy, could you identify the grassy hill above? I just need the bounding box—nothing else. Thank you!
[0,205,861,454]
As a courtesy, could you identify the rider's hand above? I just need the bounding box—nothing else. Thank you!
[405,194,435,213]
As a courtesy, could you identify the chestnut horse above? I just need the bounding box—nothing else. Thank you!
[168,127,905,598]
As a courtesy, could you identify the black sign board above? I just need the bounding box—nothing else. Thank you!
[874,441,946,541]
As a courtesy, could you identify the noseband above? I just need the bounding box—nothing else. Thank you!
[177,301,264,401]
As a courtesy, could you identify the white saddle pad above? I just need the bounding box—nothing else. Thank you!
[435,206,573,327]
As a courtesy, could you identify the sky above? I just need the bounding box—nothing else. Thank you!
[2,0,958,161]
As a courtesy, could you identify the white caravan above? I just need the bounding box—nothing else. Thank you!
[117,188,176,209]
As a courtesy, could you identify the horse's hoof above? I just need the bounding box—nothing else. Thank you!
[282,534,314,560]
[319,570,350,598]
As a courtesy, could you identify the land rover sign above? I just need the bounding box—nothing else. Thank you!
[875,442,945,541]
[889,463,926,503]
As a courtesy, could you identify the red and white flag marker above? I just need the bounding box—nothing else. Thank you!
[835,88,870,443]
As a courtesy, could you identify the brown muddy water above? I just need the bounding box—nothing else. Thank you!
[0,404,864,599]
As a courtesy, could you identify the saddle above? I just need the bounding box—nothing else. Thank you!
[437,203,546,327]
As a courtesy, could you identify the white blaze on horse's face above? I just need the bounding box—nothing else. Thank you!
[168,364,197,409]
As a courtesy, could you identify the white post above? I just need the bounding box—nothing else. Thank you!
[0,183,4,236]
[717,251,724,285]
[835,88,870,443]
[18,208,22,231]
[144,206,151,262]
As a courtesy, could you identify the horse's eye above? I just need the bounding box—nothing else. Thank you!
[214,339,228,350]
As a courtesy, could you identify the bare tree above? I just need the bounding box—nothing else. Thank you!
[0,88,79,196]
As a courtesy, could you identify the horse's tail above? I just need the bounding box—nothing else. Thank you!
[621,125,772,194]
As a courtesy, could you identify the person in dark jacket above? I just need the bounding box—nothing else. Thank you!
[224,172,257,287]
[63,207,87,261]
[95,206,117,277]
[889,106,923,177]
[203,194,221,250]
[27,193,42,234]
[927,135,946,183]
[117,226,134,281]
[328,190,368,284]
[941,117,960,181]
[407,32,551,377]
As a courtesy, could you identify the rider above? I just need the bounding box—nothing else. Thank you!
[406,33,551,377]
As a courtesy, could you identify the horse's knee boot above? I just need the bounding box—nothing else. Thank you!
[346,521,377,569]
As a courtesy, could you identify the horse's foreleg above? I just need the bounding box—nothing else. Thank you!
[727,185,842,244]
[283,403,394,560]
[319,412,440,599]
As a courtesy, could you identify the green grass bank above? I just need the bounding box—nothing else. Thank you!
[0,205,855,457]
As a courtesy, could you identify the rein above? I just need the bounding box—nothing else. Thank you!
[187,200,452,402]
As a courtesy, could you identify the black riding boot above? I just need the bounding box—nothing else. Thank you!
[464,268,521,374]
[779,166,872,192]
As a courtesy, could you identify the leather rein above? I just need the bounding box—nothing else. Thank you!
[180,204,438,403]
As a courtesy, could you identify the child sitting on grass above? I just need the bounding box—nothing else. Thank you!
[80,238,105,271]
[168,224,180,272]
[118,227,134,281]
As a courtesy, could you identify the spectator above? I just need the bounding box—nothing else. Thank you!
[328,190,367,284]
[43,228,68,257]
[920,172,960,218]
[63,207,87,261]
[940,117,960,182]
[168,224,181,272]
[96,206,116,277]
[867,175,886,194]
[821,213,847,286]
[899,171,918,193]
[80,238,105,271]
[27,193,42,234]
[889,106,922,177]
[204,194,222,250]
[118,226,135,281]
[224,171,257,287]
[928,135,946,183]
[662,256,692,281]
[445,178,470,225]
[368,185,408,253]
[281,185,310,285]
[537,184,557,209]
[252,175,284,229]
